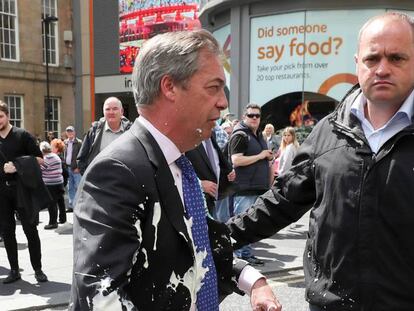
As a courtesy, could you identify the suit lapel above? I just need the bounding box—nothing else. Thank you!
[130,120,193,252]
[211,135,230,174]
[196,143,216,175]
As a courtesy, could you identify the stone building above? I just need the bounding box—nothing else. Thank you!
[0,0,75,139]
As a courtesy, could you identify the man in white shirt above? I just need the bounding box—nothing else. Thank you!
[70,30,281,310]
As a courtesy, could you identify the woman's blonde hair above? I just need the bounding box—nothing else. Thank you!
[262,123,274,137]
[280,126,299,151]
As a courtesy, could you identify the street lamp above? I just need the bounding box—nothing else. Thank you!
[42,14,58,138]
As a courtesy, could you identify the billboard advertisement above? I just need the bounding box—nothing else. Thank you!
[249,9,387,106]
[213,24,231,90]
[119,1,201,74]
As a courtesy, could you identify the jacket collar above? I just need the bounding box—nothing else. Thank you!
[329,84,362,128]
[328,83,414,149]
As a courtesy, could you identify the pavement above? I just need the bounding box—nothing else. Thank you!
[0,209,309,311]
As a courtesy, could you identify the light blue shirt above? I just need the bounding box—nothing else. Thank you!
[350,90,414,153]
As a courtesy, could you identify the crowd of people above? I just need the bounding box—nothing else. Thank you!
[195,103,300,266]
[0,94,134,285]
[1,11,414,310]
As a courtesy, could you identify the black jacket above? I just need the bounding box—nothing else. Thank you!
[77,117,132,174]
[228,84,414,311]
[15,156,52,225]
[70,120,246,310]
[186,135,234,212]
[64,137,82,170]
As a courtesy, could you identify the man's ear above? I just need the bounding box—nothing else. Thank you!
[354,54,358,73]
[160,75,176,101]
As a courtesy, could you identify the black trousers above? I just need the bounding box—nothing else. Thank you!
[46,184,66,224]
[0,185,42,271]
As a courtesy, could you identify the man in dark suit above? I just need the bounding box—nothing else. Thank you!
[70,30,281,310]
[186,133,235,217]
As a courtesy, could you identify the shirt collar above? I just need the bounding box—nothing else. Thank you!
[351,89,414,123]
[104,120,124,133]
[137,116,182,165]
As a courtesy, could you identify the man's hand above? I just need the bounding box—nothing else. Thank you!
[4,161,17,174]
[250,278,282,311]
[200,180,218,197]
[227,169,236,182]
[260,150,274,161]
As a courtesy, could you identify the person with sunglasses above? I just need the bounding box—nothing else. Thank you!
[228,103,274,266]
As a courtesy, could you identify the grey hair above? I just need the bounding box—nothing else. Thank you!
[40,141,52,153]
[103,97,123,112]
[358,12,414,51]
[132,29,222,107]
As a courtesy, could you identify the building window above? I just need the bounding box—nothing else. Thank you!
[42,0,58,65]
[44,97,60,138]
[4,95,23,128]
[0,0,19,61]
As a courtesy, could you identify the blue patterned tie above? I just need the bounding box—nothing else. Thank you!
[175,155,219,311]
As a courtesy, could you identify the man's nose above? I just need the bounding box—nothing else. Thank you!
[217,89,228,110]
[375,59,391,77]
